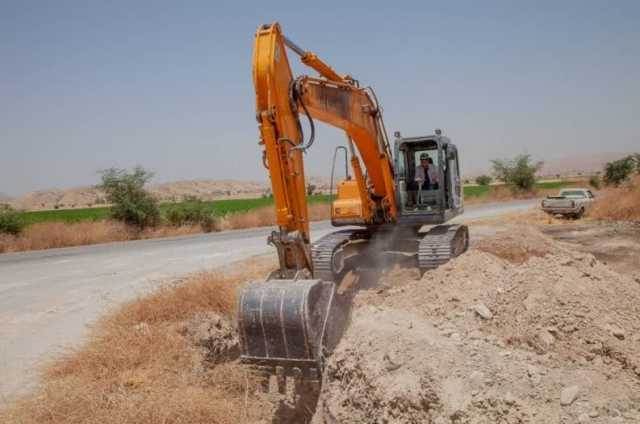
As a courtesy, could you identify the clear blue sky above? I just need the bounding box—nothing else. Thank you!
[1,0,638,195]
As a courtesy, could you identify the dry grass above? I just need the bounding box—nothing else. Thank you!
[588,175,640,222]
[219,203,330,230]
[465,185,566,205]
[0,221,206,254]
[0,221,133,253]
[0,257,276,424]
[0,203,332,254]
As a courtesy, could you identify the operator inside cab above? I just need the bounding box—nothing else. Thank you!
[415,153,439,190]
[407,152,439,207]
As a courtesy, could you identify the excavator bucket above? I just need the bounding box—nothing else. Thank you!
[238,279,336,371]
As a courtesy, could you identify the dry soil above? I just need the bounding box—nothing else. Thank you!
[310,223,640,423]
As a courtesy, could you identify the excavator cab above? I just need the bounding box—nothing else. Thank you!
[393,130,464,227]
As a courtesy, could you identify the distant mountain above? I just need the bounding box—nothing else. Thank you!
[0,192,12,203]
[463,151,633,180]
[8,177,332,211]
[537,152,632,178]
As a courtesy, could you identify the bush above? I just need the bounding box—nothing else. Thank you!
[0,205,26,235]
[306,184,317,196]
[97,166,160,229]
[603,154,639,186]
[588,175,601,189]
[491,154,543,192]
[475,175,492,186]
[165,197,218,232]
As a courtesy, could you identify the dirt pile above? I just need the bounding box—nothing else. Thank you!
[315,227,640,423]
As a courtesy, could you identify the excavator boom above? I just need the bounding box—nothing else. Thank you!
[252,23,397,275]
[240,22,399,377]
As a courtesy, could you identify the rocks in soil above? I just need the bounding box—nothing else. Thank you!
[608,324,626,340]
[473,303,493,320]
[537,330,556,351]
[560,385,580,406]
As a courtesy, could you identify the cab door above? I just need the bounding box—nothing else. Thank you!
[446,144,463,209]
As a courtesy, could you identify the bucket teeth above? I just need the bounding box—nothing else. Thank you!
[249,365,321,394]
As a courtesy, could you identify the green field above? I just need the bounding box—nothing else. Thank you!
[20,182,577,226]
[462,185,491,198]
[462,180,577,198]
[21,194,332,226]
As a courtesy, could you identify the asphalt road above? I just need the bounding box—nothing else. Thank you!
[0,199,538,400]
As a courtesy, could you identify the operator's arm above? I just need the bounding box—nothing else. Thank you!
[428,165,439,184]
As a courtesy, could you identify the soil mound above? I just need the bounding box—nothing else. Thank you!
[475,226,559,264]
[315,226,640,423]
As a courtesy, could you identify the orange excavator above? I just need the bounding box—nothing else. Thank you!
[238,23,468,385]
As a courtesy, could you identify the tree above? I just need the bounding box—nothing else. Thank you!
[306,184,317,196]
[97,166,160,229]
[603,155,636,186]
[588,175,601,190]
[491,154,543,192]
[475,175,492,186]
[0,205,25,235]
[165,196,217,232]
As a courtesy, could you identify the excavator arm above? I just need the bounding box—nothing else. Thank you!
[253,23,397,276]
[239,22,397,377]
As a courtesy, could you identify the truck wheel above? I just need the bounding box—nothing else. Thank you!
[575,208,585,219]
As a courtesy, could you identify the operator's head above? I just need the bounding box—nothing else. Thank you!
[420,153,430,166]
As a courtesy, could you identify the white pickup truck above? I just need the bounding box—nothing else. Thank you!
[541,188,595,218]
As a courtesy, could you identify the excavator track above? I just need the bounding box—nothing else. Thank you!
[418,224,469,271]
[311,229,370,282]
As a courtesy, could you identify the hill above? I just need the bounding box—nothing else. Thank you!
[8,177,331,211]
[537,151,632,178]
